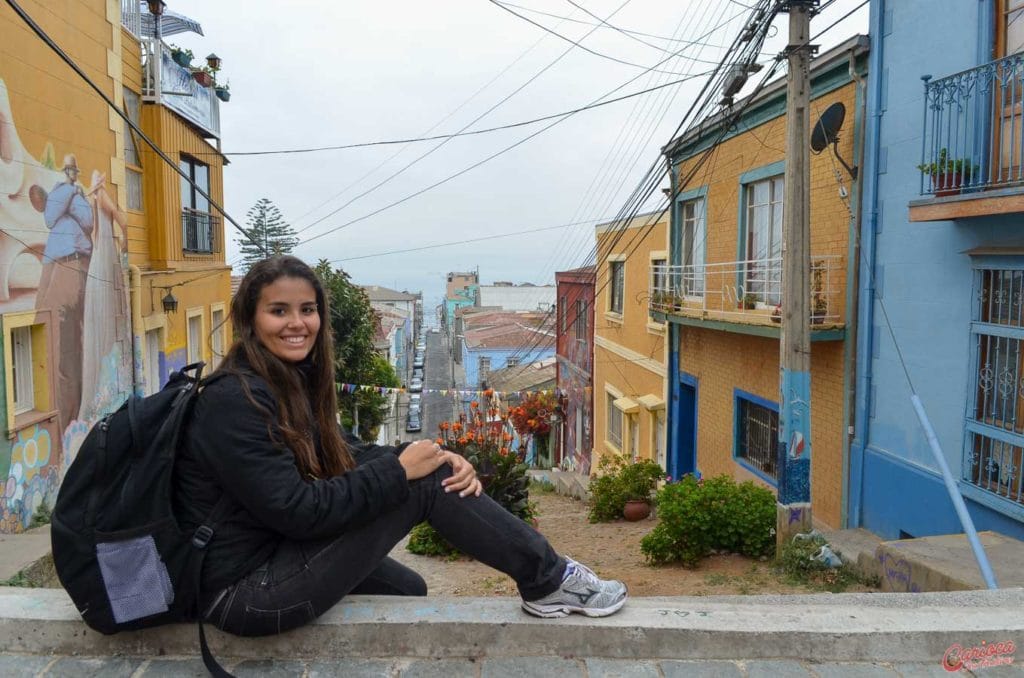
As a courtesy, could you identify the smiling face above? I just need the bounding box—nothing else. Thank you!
[253,276,321,363]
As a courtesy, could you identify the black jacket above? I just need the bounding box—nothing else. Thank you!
[174,367,410,592]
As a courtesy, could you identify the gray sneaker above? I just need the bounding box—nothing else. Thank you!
[521,558,627,618]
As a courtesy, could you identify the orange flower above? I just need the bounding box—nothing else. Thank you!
[435,438,443,445]
[470,400,479,409]
[440,421,450,431]
[500,446,509,455]
[458,437,468,445]
[452,422,463,432]
[502,433,513,442]
[484,389,494,397]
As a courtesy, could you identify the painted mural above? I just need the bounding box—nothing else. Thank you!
[0,78,133,532]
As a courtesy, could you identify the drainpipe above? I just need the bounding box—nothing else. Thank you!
[841,48,867,528]
[128,264,145,397]
[849,0,886,530]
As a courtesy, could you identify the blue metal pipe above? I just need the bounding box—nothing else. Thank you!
[910,394,998,589]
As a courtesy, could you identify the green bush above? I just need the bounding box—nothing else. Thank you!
[406,522,460,559]
[587,454,665,522]
[778,533,872,592]
[641,474,775,567]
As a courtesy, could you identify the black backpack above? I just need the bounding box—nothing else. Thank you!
[51,362,232,677]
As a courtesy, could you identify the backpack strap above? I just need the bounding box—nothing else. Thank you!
[190,494,236,678]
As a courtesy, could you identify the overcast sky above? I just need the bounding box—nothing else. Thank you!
[166,0,868,319]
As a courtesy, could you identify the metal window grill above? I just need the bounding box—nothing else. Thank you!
[737,398,778,479]
[966,267,1024,507]
[181,210,218,253]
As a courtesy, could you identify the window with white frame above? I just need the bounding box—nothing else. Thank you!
[123,88,143,211]
[681,197,706,296]
[144,327,162,396]
[210,307,225,371]
[187,312,202,364]
[609,260,624,314]
[506,357,520,368]
[651,257,667,304]
[607,392,622,449]
[965,265,1024,508]
[479,356,491,385]
[743,175,784,305]
[736,394,779,480]
[11,326,34,414]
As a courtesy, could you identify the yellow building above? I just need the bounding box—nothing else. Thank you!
[653,36,868,529]
[0,0,232,532]
[592,212,669,472]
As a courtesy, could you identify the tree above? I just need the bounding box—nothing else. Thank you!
[236,198,299,272]
[314,260,399,441]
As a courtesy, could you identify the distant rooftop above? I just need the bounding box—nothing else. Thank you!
[361,285,419,302]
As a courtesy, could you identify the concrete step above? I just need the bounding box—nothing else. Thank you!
[528,469,589,501]
[0,525,50,583]
[2,587,1022,663]
[824,528,1024,593]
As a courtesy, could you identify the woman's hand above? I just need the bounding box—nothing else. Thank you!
[398,440,447,480]
[441,452,483,498]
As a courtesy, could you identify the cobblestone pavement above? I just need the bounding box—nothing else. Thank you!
[2,655,1022,677]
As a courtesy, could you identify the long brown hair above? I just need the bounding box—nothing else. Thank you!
[217,255,354,477]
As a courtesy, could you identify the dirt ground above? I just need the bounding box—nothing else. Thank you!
[388,488,874,597]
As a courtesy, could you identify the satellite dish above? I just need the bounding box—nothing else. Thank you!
[811,102,845,153]
[810,102,857,179]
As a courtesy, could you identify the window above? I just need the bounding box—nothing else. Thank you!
[4,313,51,430]
[681,198,706,296]
[210,307,225,371]
[735,393,779,480]
[628,414,639,460]
[607,392,622,449]
[11,326,34,414]
[609,260,624,314]
[506,357,520,368]
[743,175,784,304]
[180,156,214,252]
[560,295,567,333]
[965,266,1024,509]
[123,89,143,211]
[187,311,203,364]
[654,410,666,468]
[478,356,491,385]
[144,327,162,396]
[574,299,587,341]
[651,258,666,296]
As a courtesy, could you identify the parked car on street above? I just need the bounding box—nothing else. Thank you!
[409,377,423,393]
[406,413,422,432]
[414,355,424,369]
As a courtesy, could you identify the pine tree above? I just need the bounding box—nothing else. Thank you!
[236,198,299,272]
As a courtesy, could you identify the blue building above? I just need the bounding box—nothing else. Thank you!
[461,311,555,389]
[852,0,1024,540]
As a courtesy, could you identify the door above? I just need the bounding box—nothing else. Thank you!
[670,373,697,479]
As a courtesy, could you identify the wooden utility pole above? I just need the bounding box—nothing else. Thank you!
[777,0,817,554]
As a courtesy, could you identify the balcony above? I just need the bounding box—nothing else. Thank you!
[910,53,1024,222]
[140,38,220,139]
[182,209,218,254]
[649,256,845,341]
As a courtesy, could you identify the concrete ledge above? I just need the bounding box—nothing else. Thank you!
[3,588,1023,663]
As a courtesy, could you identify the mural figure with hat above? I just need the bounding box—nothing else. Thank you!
[36,153,102,431]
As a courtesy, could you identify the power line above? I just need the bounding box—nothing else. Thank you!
[209,71,720,158]
[486,0,717,76]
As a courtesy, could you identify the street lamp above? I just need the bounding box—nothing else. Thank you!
[161,289,179,314]
[145,0,166,43]
[205,53,222,71]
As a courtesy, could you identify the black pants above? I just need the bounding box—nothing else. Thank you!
[204,466,566,637]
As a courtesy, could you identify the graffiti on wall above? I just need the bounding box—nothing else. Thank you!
[0,78,133,531]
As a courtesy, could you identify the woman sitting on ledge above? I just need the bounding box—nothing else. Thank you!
[175,255,627,636]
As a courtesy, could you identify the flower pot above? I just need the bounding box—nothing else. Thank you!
[931,171,963,198]
[215,87,230,102]
[192,70,213,88]
[171,51,191,68]
[623,500,651,521]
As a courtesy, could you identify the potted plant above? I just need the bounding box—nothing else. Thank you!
[739,292,758,310]
[169,44,192,68]
[811,296,828,324]
[918,148,979,197]
[214,80,230,102]
[191,66,214,88]
[771,303,782,323]
[619,458,666,521]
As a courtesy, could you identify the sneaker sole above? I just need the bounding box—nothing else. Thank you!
[521,596,627,619]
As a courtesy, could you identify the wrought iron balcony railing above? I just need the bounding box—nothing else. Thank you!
[121,0,142,38]
[181,209,218,253]
[921,52,1024,196]
[649,255,843,326]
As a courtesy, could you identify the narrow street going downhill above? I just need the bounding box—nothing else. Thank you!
[396,329,453,444]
